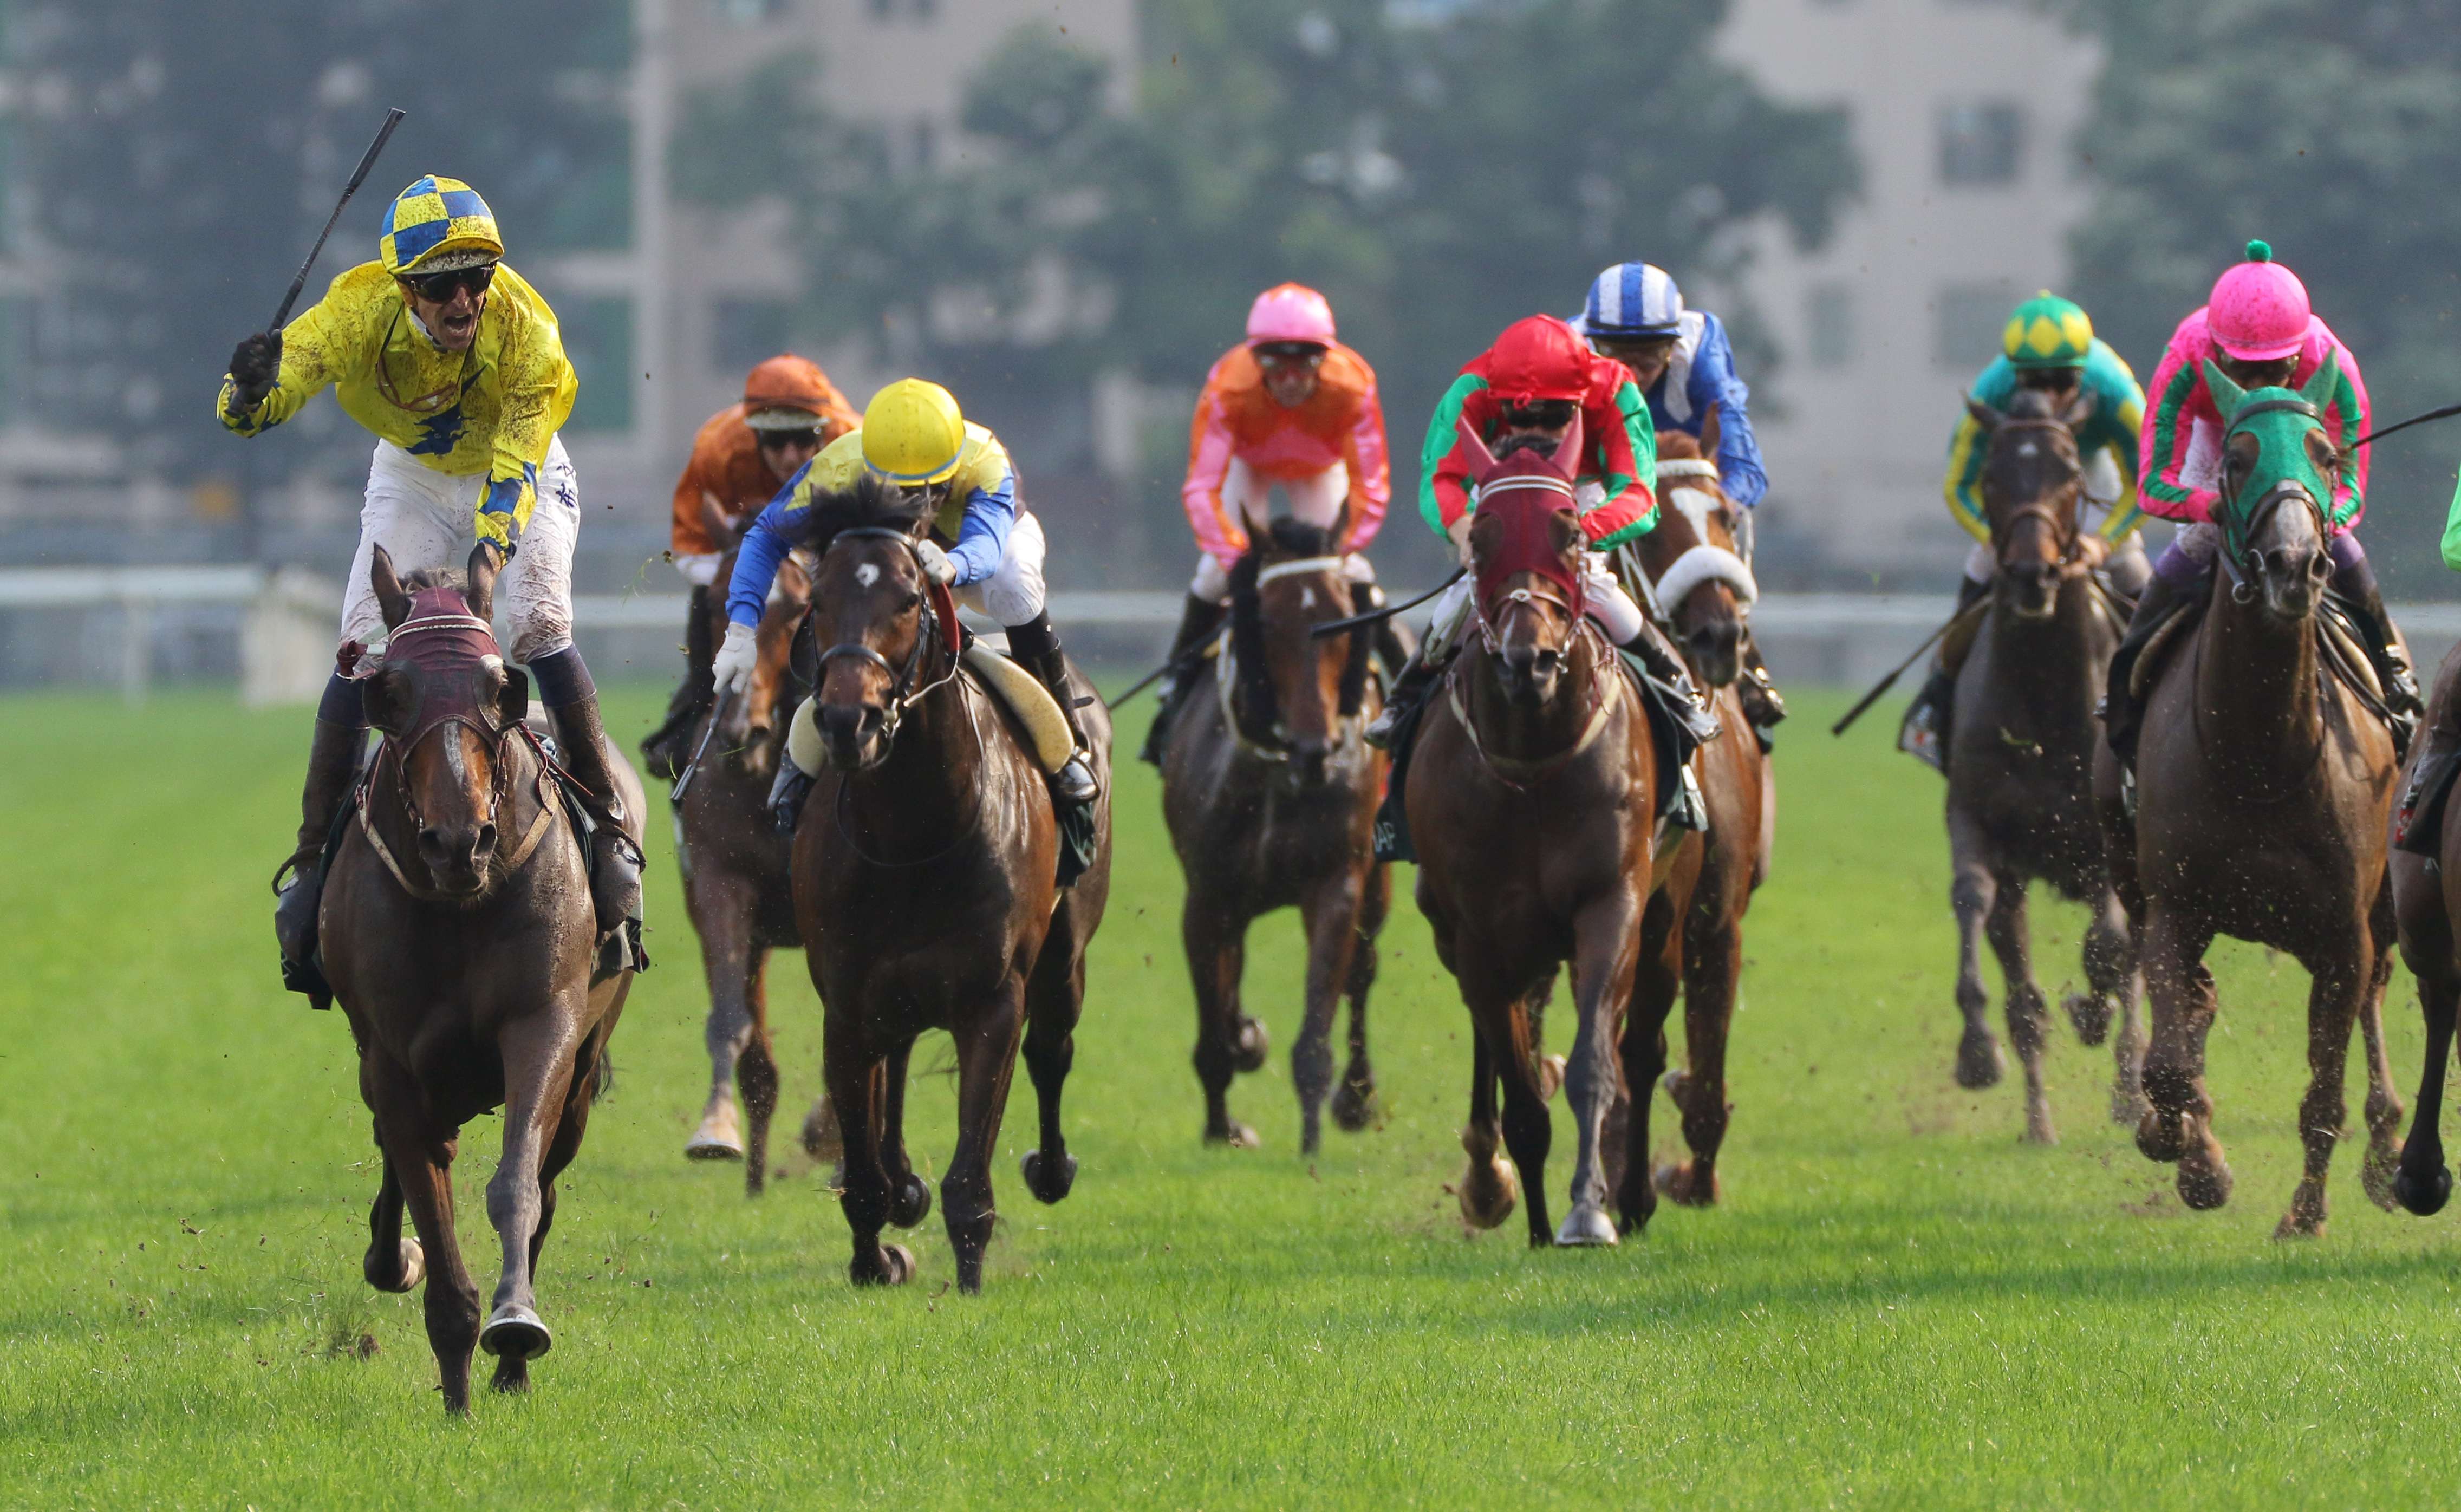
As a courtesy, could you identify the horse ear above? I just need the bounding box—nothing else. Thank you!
[1964,397,2006,433]
[2202,359,2247,418]
[371,546,411,631]
[465,542,499,622]
[699,491,734,546]
[1455,416,1499,477]
[1550,413,1585,477]
[2060,389,2097,431]
[361,667,405,733]
[497,665,530,732]
[2300,349,2341,409]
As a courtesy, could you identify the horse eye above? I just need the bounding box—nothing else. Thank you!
[900,590,923,612]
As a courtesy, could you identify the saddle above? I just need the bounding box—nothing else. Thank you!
[2121,588,2411,761]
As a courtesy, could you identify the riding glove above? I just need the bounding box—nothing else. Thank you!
[914,538,958,586]
[1448,514,1476,568]
[712,621,759,695]
[228,331,283,410]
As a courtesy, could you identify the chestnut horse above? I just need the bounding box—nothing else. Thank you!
[676,520,813,1191]
[792,475,1111,1292]
[322,544,641,1413]
[1160,517,1389,1152]
[1942,389,2140,1143]
[2093,359,2403,1234]
[1408,422,1669,1247]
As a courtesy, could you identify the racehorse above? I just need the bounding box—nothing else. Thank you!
[1408,421,1668,1247]
[322,544,641,1412]
[791,475,1112,1291]
[1941,389,2140,1143]
[2093,357,2404,1234]
[1159,517,1388,1152]
[675,518,811,1192]
[1607,432,1766,1208]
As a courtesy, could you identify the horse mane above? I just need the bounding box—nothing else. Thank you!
[798,472,933,552]
[399,566,469,596]
[2005,387,2061,422]
[1656,431,1704,461]
[1259,516,1335,559]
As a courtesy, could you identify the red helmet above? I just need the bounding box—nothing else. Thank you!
[1484,315,1593,403]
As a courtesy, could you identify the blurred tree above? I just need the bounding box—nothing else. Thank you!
[2063,0,2461,593]
[9,0,633,492]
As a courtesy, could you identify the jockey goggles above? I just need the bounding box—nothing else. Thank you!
[1253,341,1326,367]
[754,425,823,450]
[399,262,497,303]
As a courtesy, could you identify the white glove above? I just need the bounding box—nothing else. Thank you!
[1448,513,1476,569]
[712,621,759,696]
[914,538,958,586]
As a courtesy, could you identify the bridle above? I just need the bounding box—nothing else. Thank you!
[1219,552,1368,766]
[814,526,965,750]
[1984,419,2093,581]
[2214,395,2334,605]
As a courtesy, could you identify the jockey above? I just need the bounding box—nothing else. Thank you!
[1143,282,1397,765]
[224,175,645,992]
[1899,291,2148,770]
[2102,240,2421,764]
[638,354,861,779]
[1571,260,1787,736]
[1367,315,1716,822]
[715,377,1102,829]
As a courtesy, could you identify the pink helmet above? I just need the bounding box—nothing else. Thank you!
[1246,283,1336,347]
[2208,240,2311,362]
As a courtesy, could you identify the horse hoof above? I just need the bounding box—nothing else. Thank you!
[1232,1016,1270,1074]
[1021,1149,1077,1204]
[2111,1085,2148,1128]
[1553,1204,1619,1247]
[2273,1210,2326,1240]
[1655,1162,1720,1208]
[687,1094,744,1161]
[800,1096,842,1163]
[2393,1163,2452,1217]
[1456,1153,1519,1229]
[1329,1077,1376,1133]
[2135,1107,2185,1164]
[1954,1030,2004,1090]
[1207,1121,1261,1149]
[2064,992,2112,1047]
[489,1358,532,1395]
[479,1304,552,1361]
[1535,1054,1567,1103]
[852,1243,918,1287]
[2362,1140,2405,1213]
[2023,1105,2059,1146]
[368,1237,425,1294]
[684,1133,744,1161]
[2176,1140,2233,1211]
[888,1172,933,1229]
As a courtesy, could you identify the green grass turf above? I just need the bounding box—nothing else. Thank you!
[3,685,2459,1509]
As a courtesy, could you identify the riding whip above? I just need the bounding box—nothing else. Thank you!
[2350,401,2461,451]
[1830,597,1990,737]
[1309,567,1466,639]
[268,107,408,333]
[670,687,737,805]
[1108,660,1174,708]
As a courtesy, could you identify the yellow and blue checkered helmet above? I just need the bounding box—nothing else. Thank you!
[379,175,503,276]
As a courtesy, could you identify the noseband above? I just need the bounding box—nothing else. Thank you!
[815,526,962,748]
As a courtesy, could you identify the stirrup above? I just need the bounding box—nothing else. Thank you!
[1051,752,1100,805]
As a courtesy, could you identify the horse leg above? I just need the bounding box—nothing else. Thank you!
[881,1038,931,1229]
[825,1016,912,1287]
[1293,874,1365,1156]
[2136,903,2230,1208]
[1486,995,1557,1248]
[1456,1031,1518,1229]
[1659,913,1740,1208]
[1331,862,1390,1134]
[1019,914,1087,1205]
[2085,885,2147,1126]
[361,1138,424,1294]
[2279,943,2368,1239]
[366,1055,478,1414]
[494,1060,597,1395]
[738,946,779,1197]
[2397,959,2460,1216]
[479,1007,582,1365]
[943,980,1027,1294]
[1185,892,1258,1147]
[688,887,758,1163]
[1984,874,2055,1145]
[1558,893,1643,1247]
[2357,890,2407,1211]
[1612,893,1680,1236]
[1947,815,2006,1089]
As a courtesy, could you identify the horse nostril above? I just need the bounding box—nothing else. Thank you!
[474,823,497,856]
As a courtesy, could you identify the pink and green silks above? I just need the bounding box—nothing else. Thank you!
[2138,306,2369,532]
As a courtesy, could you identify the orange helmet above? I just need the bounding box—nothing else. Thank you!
[743,354,839,429]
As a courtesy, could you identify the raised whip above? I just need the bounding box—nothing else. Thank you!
[268,108,407,333]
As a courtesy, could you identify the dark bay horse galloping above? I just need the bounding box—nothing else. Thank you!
[1944,389,2139,1143]
[1408,422,1668,1247]
[1160,517,1389,1152]
[792,475,1111,1292]
[322,544,642,1413]
[2095,359,2404,1235]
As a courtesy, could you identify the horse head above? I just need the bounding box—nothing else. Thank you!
[1228,516,1373,783]
[706,509,812,777]
[2208,354,2343,622]
[1966,386,2089,621]
[1458,417,1588,708]
[1631,431,1755,686]
[803,474,946,773]
[361,543,529,896]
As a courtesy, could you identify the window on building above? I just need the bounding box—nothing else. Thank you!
[562,297,635,433]
[712,298,795,376]
[1938,102,2024,186]
[1805,281,1854,370]
[1936,282,2016,368]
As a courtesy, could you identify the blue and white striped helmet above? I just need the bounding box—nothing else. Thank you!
[1581,262,1684,340]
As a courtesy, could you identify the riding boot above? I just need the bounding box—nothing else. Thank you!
[1898,575,1993,774]
[769,726,817,837]
[1006,613,1101,806]
[273,681,367,1001]
[1364,645,1440,751]
[1735,633,1787,749]
[1140,592,1226,767]
[1616,627,1717,832]
[532,648,648,974]
[1617,623,1721,741]
[2334,569,2425,739]
[2100,566,2198,770]
[639,585,714,781]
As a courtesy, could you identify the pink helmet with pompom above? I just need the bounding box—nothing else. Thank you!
[2208,240,2311,362]
[1246,283,1336,347]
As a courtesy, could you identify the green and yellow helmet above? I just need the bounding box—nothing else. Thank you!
[2000,291,2094,370]
[379,175,503,276]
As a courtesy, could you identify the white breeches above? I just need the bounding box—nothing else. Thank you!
[673,551,724,588]
[339,435,580,667]
[955,509,1047,627]
[1189,460,1369,601]
[1423,554,1645,654]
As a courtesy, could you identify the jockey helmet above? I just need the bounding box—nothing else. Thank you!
[1246,283,1337,347]
[1486,315,1593,403]
[860,378,968,486]
[1581,261,1684,341]
[379,175,503,276]
[2208,240,2310,362]
[743,354,837,431]
[2000,291,2094,370]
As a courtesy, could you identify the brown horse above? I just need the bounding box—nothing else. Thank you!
[2093,365,2403,1234]
[1941,390,2140,1143]
[793,475,1111,1291]
[1408,422,1668,1247]
[1160,517,1389,1152]
[322,544,641,1412]
[2388,651,2461,1214]
[676,523,812,1191]
[1610,432,1766,1208]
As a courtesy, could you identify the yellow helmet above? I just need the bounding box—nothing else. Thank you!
[860,379,967,486]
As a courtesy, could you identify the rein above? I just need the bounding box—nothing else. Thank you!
[815,526,966,749]
[1214,553,1370,765]
[1444,623,1622,791]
